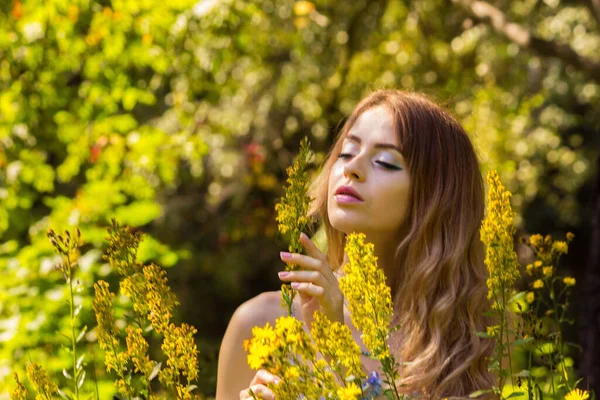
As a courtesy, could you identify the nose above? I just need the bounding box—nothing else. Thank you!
[343,156,365,181]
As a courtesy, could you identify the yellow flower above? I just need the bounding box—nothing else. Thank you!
[143,264,179,334]
[526,292,535,304]
[103,218,143,276]
[336,382,362,399]
[274,137,314,257]
[480,171,520,305]
[159,323,199,388]
[533,279,544,289]
[244,323,278,370]
[486,325,500,337]
[125,326,153,377]
[93,281,128,374]
[566,232,575,241]
[542,266,553,278]
[533,260,543,268]
[565,388,590,400]
[311,311,366,380]
[340,233,394,361]
[529,234,543,248]
[563,277,576,286]
[25,363,58,400]
[552,241,568,255]
[284,365,300,380]
[10,373,28,400]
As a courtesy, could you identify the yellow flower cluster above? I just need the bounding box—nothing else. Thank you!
[565,388,590,400]
[126,326,153,377]
[274,137,315,316]
[93,280,129,375]
[337,382,363,399]
[480,171,520,305]
[274,136,314,258]
[160,323,200,388]
[525,232,576,293]
[95,220,201,399]
[10,373,28,400]
[143,264,179,334]
[243,315,349,399]
[533,279,544,289]
[339,233,394,361]
[47,228,82,282]
[103,218,144,276]
[563,277,576,286]
[93,280,134,397]
[25,363,58,400]
[311,310,366,381]
[526,292,535,304]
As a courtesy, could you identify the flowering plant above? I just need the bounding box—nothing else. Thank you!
[11,220,204,400]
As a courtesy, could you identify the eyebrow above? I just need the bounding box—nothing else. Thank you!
[345,134,402,153]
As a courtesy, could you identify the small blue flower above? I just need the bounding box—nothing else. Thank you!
[361,371,383,399]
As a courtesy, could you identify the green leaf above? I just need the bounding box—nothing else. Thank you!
[57,388,74,400]
[76,354,85,370]
[77,370,86,389]
[506,392,525,398]
[73,304,82,317]
[511,337,534,346]
[76,325,87,343]
[513,369,531,377]
[469,389,494,398]
[149,362,162,381]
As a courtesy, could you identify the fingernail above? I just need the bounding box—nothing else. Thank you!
[300,232,307,240]
[280,251,292,260]
[278,271,290,278]
[291,282,300,288]
[274,378,280,385]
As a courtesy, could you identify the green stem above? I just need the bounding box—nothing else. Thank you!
[67,253,80,400]
[502,288,514,390]
[548,276,568,394]
[91,344,100,400]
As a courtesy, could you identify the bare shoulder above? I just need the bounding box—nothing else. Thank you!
[215,291,285,400]
[235,290,287,327]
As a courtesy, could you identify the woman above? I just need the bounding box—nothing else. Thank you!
[216,89,495,399]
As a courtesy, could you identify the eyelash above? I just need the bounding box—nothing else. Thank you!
[337,153,402,170]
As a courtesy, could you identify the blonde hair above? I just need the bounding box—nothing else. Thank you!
[308,89,495,398]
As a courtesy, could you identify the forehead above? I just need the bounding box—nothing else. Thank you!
[345,106,397,144]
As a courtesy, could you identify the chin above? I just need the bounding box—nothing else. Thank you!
[329,217,366,236]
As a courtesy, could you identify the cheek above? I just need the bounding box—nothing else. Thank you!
[376,182,410,218]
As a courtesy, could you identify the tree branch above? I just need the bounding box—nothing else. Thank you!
[452,0,600,84]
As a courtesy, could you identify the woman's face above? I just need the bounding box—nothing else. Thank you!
[327,106,411,238]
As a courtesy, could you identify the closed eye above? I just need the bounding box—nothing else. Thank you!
[376,161,402,170]
[337,153,402,171]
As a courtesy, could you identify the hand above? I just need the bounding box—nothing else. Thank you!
[239,369,280,399]
[278,233,345,329]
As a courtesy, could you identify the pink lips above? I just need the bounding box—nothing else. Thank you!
[334,186,363,204]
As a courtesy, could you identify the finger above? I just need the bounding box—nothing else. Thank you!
[278,270,328,288]
[251,369,281,386]
[292,281,325,298]
[299,232,327,262]
[240,384,275,400]
[280,252,321,270]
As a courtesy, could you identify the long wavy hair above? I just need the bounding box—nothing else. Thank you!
[308,89,495,398]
